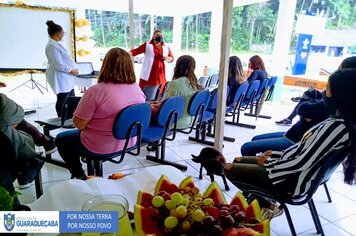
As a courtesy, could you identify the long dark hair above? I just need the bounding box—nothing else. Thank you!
[229,56,245,84]
[329,69,356,184]
[173,55,203,91]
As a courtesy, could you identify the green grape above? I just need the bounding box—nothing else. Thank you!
[203,198,213,206]
[151,195,164,208]
[171,192,183,205]
[181,197,190,207]
[192,209,205,222]
[178,220,192,233]
[175,205,188,218]
[165,200,175,210]
[164,216,179,228]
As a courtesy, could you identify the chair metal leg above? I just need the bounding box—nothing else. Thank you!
[34,171,43,199]
[94,160,103,177]
[87,160,95,176]
[280,203,297,236]
[225,120,256,129]
[323,183,332,203]
[308,199,325,235]
[146,141,188,171]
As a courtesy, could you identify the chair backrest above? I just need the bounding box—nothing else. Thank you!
[161,81,170,99]
[157,96,185,127]
[227,82,249,109]
[187,90,211,117]
[60,96,81,124]
[266,76,277,101]
[208,74,219,88]
[198,76,210,88]
[254,79,270,102]
[245,80,260,101]
[143,84,161,101]
[208,86,230,111]
[112,103,151,140]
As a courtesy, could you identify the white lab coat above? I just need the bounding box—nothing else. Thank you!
[45,38,77,94]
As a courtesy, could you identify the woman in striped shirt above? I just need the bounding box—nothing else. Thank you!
[224,69,356,215]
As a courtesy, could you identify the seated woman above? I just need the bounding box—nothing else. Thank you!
[224,69,356,219]
[226,56,247,106]
[55,48,146,179]
[151,55,203,130]
[275,56,356,125]
[241,56,356,156]
[246,55,268,85]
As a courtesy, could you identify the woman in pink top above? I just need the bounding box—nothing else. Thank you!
[55,48,146,179]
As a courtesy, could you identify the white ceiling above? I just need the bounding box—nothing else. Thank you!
[5,0,268,16]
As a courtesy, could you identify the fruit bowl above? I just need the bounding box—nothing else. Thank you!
[134,175,270,236]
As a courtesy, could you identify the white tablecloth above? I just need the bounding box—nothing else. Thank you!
[74,77,97,88]
[28,165,186,212]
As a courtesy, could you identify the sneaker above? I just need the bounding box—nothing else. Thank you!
[262,205,284,220]
[291,96,301,102]
[275,118,292,126]
[44,137,57,155]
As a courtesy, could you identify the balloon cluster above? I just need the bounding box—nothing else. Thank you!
[75,19,95,57]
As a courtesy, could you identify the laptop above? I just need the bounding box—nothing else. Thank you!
[76,62,97,79]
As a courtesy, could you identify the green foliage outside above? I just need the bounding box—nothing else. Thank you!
[85,0,356,53]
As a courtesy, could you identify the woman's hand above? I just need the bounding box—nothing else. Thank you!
[73,116,89,130]
[233,156,244,163]
[257,155,269,166]
[261,150,272,157]
[163,56,173,63]
[224,163,233,171]
[70,69,79,76]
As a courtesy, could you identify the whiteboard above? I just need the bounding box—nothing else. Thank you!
[0,4,75,71]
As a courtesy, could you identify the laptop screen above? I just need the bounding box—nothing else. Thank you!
[77,62,94,75]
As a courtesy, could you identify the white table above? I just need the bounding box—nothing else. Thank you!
[74,76,97,88]
[28,165,186,212]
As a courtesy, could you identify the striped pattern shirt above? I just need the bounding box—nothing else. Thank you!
[265,117,350,197]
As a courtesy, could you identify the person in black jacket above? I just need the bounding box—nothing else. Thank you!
[247,55,268,85]
[241,56,356,156]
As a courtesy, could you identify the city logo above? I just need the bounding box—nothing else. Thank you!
[4,213,15,231]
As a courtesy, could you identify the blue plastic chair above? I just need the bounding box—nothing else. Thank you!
[142,96,186,171]
[143,84,161,101]
[230,146,350,236]
[81,103,151,176]
[207,74,219,88]
[225,82,250,127]
[266,76,278,101]
[198,76,210,88]
[244,78,270,118]
[178,90,211,134]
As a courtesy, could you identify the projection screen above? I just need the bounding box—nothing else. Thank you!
[0,4,75,72]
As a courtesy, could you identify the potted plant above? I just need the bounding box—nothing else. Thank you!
[0,186,31,211]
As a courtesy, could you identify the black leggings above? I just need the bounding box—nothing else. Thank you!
[56,89,75,117]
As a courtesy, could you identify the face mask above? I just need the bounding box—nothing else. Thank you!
[155,36,163,42]
[322,91,337,115]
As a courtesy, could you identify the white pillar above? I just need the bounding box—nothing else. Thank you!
[270,0,297,100]
[208,0,223,70]
[172,15,182,56]
[214,0,233,151]
[129,0,134,50]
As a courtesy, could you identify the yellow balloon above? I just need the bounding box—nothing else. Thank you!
[81,36,89,42]
[75,19,83,28]
[15,1,24,6]
[83,19,89,26]
[77,49,86,57]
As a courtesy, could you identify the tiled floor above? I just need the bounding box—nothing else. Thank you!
[2,76,356,236]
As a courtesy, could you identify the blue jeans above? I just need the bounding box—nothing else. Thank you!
[240,132,294,156]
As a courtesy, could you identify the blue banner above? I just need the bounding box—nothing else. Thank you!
[59,211,118,233]
[293,34,313,75]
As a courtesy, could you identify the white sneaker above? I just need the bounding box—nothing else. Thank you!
[261,205,284,220]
